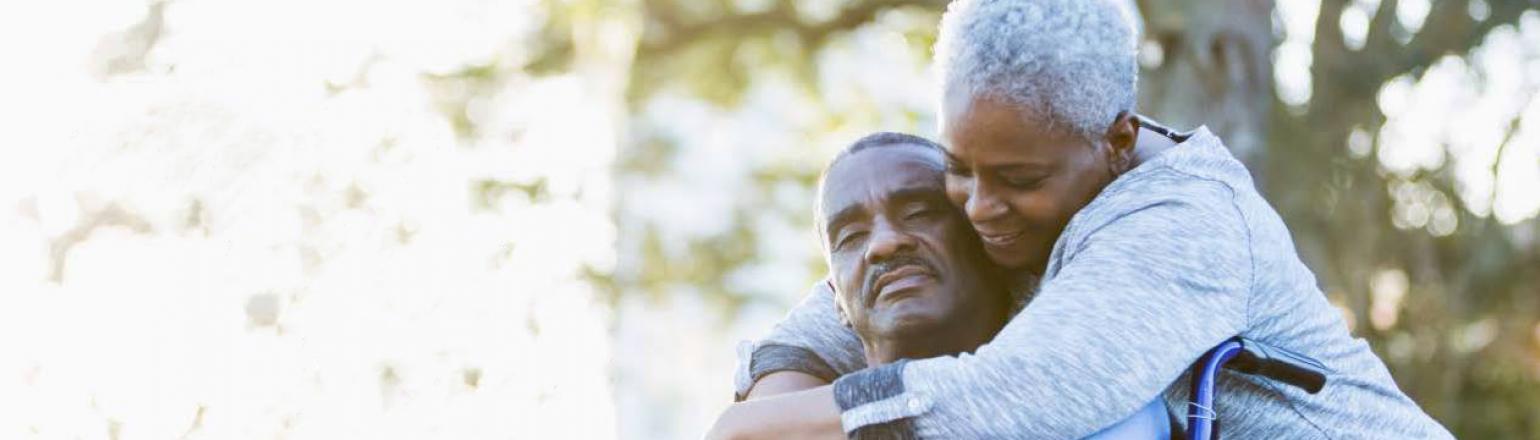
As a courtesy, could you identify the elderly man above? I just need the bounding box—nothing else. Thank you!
[711,0,1451,438]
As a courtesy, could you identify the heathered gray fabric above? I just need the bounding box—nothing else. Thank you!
[741,127,1452,438]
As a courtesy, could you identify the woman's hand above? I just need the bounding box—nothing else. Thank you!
[704,385,844,440]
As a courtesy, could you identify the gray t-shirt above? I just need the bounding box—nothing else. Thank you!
[735,127,1452,438]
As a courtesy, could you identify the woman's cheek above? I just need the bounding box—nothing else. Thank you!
[1005,192,1043,225]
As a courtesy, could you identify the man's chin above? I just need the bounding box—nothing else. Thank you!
[870,308,948,338]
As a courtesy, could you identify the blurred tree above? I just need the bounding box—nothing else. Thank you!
[1140,1,1540,436]
[571,0,1540,436]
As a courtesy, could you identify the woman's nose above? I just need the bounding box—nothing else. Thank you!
[965,179,1007,224]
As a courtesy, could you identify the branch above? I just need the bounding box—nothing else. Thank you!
[1487,93,1532,211]
[1316,0,1536,104]
[636,0,942,61]
[48,202,153,282]
[1361,0,1402,57]
[1392,0,1535,78]
[1309,0,1354,107]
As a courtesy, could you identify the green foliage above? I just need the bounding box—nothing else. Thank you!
[525,0,576,75]
[423,62,509,139]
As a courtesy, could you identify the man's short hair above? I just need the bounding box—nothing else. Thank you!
[935,0,1139,140]
[831,132,946,167]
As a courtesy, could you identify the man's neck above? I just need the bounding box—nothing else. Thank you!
[862,308,1008,366]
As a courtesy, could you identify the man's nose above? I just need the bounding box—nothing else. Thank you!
[964,178,1007,224]
[864,220,917,263]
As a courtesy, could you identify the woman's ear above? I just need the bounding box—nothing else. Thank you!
[1104,111,1139,174]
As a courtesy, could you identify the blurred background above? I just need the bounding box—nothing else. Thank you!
[0,0,1537,438]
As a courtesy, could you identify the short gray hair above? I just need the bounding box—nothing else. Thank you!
[830,132,945,169]
[936,0,1139,140]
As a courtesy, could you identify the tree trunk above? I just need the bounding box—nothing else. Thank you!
[1135,0,1275,174]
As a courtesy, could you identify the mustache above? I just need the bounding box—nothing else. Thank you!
[862,255,936,304]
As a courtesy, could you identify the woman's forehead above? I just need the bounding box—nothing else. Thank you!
[942,95,1081,164]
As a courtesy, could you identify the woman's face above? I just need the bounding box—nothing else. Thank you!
[940,89,1130,273]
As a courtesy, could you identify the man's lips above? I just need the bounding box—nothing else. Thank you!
[978,229,1026,248]
[870,265,934,304]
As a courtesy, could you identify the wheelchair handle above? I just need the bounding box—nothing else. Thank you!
[1225,337,1328,394]
[1187,337,1329,440]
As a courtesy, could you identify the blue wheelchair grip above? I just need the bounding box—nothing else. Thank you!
[1187,337,1330,440]
[1226,338,1328,394]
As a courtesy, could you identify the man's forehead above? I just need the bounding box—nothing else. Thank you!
[820,145,946,215]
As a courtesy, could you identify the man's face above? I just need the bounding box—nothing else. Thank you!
[940,89,1118,273]
[819,143,997,341]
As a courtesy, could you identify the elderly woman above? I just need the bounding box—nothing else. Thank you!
[708,0,1452,439]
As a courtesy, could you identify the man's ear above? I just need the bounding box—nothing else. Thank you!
[1104,111,1139,174]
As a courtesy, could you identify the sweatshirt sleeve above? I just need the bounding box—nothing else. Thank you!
[734,280,868,401]
[832,183,1253,438]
